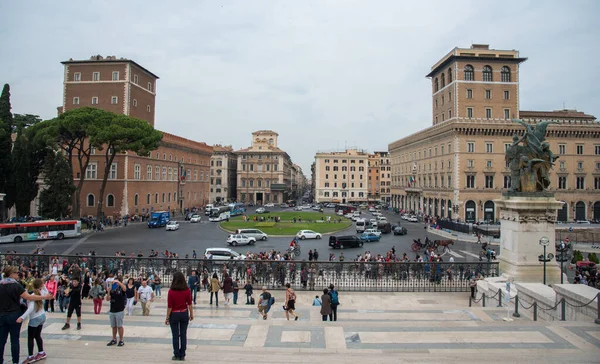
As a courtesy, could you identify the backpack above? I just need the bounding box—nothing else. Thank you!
[330,290,339,305]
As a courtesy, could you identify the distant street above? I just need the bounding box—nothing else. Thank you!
[3,207,487,262]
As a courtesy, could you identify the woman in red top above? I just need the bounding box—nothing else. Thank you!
[166,271,193,361]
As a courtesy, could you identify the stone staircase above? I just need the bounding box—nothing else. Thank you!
[9,291,600,364]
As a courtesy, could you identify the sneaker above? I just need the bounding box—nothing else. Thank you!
[118,341,125,347]
[61,323,70,330]
[107,339,117,346]
[77,323,81,330]
[21,356,36,364]
[295,316,299,321]
[34,352,47,361]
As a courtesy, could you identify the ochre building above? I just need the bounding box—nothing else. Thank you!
[389,44,600,223]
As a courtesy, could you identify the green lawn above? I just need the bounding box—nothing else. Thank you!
[220,211,352,236]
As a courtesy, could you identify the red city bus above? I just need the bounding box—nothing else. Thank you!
[0,220,82,243]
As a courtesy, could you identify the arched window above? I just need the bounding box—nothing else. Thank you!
[162,193,165,203]
[155,193,158,203]
[448,67,452,82]
[106,194,115,207]
[147,193,151,204]
[168,167,173,181]
[482,65,493,82]
[162,167,167,180]
[87,194,95,207]
[501,66,511,82]
[434,78,439,92]
[173,192,177,201]
[441,73,445,88]
[269,138,274,145]
[464,65,474,81]
[168,193,171,202]
[134,194,139,206]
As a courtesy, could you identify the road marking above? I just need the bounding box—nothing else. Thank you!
[459,250,481,259]
[61,234,92,255]
[441,250,464,259]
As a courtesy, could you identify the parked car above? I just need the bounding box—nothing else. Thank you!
[256,207,267,214]
[363,228,382,237]
[205,248,246,261]
[226,234,256,246]
[360,232,381,242]
[329,235,363,249]
[235,228,268,241]
[393,226,408,235]
[165,221,180,231]
[295,206,303,211]
[296,230,322,240]
[368,207,376,212]
[408,216,418,222]
[264,203,275,208]
[279,203,288,208]
[190,214,202,223]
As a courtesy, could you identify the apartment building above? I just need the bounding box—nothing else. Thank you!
[389,44,600,223]
[62,55,212,218]
[236,130,294,204]
[368,151,391,203]
[209,145,237,203]
[314,149,369,203]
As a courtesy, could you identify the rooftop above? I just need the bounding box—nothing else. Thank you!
[519,109,596,121]
[62,54,159,79]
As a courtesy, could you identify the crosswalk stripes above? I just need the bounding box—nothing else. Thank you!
[441,249,464,259]
[459,250,481,259]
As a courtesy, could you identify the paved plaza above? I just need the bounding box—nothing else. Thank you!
[5,291,599,363]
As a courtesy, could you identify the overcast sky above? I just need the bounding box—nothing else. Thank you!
[1,0,599,174]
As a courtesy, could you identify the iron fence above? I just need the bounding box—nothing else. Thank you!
[1,253,499,293]
[436,220,470,234]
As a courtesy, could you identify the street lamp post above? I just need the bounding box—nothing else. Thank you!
[538,236,553,285]
[0,193,5,223]
[555,241,571,284]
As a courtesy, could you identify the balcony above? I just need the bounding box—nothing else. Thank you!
[271,183,287,191]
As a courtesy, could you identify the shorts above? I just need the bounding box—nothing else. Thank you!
[109,311,125,328]
[286,300,296,311]
[258,305,268,315]
[67,304,81,318]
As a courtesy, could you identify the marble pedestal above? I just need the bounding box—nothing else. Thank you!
[494,194,563,285]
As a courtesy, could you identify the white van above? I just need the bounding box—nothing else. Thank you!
[204,204,214,216]
[356,219,367,233]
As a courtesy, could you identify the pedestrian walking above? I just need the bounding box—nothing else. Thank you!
[233,278,240,305]
[284,283,299,321]
[257,287,272,320]
[222,273,233,306]
[89,278,106,314]
[187,270,199,305]
[320,288,332,321]
[209,273,221,307]
[137,279,155,316]
[61,277,83,331]
[44,275,58,313]
[106,276,127,347]
[18,279,49,364]
[328,284,340,321]
[166,271,193,361]
[244,281,253,304]
[0,266,51,364]
[125,278,137,316]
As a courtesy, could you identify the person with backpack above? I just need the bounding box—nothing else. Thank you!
[320,288,332,321]
[257,287,271,320]
[328,284,340,321]
[284,283,299,321]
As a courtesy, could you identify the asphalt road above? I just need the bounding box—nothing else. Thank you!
[2,207,487,262]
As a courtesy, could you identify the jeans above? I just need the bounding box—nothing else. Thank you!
[44,299,55,313]
[210,292,218,306]
[189,286,197,304]
[0,312,23,364]
[322,315,329,321]
[126,297,135,316]
[331,304,338,321]
[233,291,238,304]
[93,298,103,314]
[58,296,70,312]
[155,285,162,297]
[169,312,189,359]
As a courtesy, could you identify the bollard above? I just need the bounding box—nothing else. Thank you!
[469,296,472,307]
[596,294,600,325]
[513,295,521,318]
[533,302,538,321]
[497,288,503,307]
[483,294,486,307]
[561,298,566,321]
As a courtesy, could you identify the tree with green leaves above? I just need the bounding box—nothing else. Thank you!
[94,114,162,219]
[38,152,75,218]
[0,84,14,218]
[36,107,109,218]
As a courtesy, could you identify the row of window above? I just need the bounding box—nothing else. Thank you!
[241,154,279,160]
[72,71,153,91]
[87,163,209,182]
[238,193,278,204]
[324,182,364,188]
[320,191,366,198]
[325,166,365,172]
[462,107,511,120]
[434,65,512,92]
[86,190,205,207]
[240,179,279,188]
[399,144,453,163]
[323,174,365,180]
[322,159,366,164]
[241,163,279,172]
[400,175,453,189]
[72,96,151,112]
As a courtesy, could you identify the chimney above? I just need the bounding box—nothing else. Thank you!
[471,44,490,50]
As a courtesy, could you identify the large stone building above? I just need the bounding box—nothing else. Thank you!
[314,149,369,204]
[389,44,600,223]
[368,151,391,203]
[209,145,237,203]
[235,130,295,204]
[61,55,212,218]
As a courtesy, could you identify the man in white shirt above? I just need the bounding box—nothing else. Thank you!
[136,279,155,316]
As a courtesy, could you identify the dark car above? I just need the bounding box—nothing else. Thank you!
[184,213,193,221]
[393,226,407,235]
[377,222,392,234]
[329,235,364,249]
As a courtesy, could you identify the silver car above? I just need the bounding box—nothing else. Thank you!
[235,229,268,241]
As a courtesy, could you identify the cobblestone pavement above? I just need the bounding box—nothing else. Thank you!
[6,291,599,363]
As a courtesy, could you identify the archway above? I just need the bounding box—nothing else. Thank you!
[557,201,568,222]
[594,201,600,222]
[465,200,476,223]
[575,201,586,221]
[484,201,495,223]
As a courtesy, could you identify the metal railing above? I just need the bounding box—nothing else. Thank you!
[469,289,600,324]
[1,253,499,292]
[436,220,470,234]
